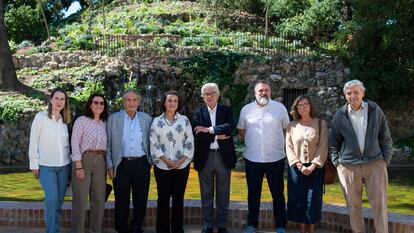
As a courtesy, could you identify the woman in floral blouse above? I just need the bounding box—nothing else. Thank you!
[71,93,109,233]
[150,90,194,233]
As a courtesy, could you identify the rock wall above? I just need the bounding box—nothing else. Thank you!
[0,113,34,170]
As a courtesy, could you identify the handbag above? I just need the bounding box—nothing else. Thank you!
[318,118,337,184]
[323,160,337,184]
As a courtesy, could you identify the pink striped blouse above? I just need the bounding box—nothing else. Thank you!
[71,116,107,161]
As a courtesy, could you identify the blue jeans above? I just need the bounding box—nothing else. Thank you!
[39,164,70,233]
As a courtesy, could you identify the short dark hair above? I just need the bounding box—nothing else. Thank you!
[161,90,181,113]
[254,79,271,89]
[289,95,316,121]
[83,93,109,121]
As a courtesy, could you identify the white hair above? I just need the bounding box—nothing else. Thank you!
[343,79,365,93]
[201,83,220,96]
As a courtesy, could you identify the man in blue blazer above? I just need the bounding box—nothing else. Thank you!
[106,90,153,233]
[192,83,237,233]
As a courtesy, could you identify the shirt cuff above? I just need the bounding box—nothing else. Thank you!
[208,127,214,134]
[29,159,39,170]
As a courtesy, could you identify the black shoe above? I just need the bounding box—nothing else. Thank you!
[201,227,213,233]
[217,228,228,233]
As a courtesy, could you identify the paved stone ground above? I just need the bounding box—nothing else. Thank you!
[0,225,337,233]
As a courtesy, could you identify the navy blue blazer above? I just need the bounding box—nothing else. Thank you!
[192,104,237,171]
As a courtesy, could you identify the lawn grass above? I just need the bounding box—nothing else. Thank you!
[0,168,413,215]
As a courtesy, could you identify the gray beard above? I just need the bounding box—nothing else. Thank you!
[256,96,269,106]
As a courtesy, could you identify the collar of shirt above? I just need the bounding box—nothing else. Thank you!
[161,112,179,125]
[125,111,137,121]
[207,104,217,114]
[51,114,63,123]
[348,101,367,114]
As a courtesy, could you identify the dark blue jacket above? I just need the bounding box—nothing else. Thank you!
[192,104,237,171]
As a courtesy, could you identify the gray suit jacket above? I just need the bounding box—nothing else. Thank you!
[106,110,153,177]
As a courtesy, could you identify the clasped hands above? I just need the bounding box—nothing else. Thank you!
[296,162,316,176]
[161,156,187,169]
[194,126,230,140]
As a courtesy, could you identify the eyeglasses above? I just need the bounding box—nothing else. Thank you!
[202,92,217,97]
[297,103,310,109]
[92,100,105,106]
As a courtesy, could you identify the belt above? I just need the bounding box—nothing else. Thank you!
[209,148,220,153]
[122,156,145,161]
[84,150,106,156]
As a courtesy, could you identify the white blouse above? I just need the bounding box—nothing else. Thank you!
[150,113,194,170]
[28,111,71,169]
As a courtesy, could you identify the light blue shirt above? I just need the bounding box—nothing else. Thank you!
[123,112,145,157]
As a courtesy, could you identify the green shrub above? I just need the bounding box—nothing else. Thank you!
[4,5,46,44]
[277,0,344,41]
[341,0,414,108]
[269,0,310,20]
[138,26,149,34]
[8,41,18,54]
[17,40,34,49]
[0,96,45,122]
[156,38,174,48]
[71,81,105,112]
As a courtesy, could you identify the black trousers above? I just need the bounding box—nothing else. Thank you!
[113,157,151,233]
[154,165,190,233]
[245,158,287,229]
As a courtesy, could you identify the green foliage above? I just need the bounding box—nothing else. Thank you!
[341,0,414,108]
[17,40,35,49]
[71,81,105,112]
[154,37,174,48]
[172,51,262,117]
[0,96,45,122]
[269,0,310,20]
[112,80,142,111]
[8,41,18,54]
[4,5,46,44]
[276,0,344,41]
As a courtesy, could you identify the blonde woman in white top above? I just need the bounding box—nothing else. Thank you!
[150,91,194,233]
[29,88,72,233]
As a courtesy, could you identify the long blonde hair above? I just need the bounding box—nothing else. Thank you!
[47,88,72,124]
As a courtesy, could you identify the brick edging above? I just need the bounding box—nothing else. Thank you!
[0,201,413,233]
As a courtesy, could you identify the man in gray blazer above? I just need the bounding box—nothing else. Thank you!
[107,90,153,233]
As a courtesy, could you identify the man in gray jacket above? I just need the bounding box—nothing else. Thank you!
[330,79,393,233]
[107,90,153,233]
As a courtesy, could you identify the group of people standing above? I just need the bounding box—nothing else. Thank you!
[29,78,393,233]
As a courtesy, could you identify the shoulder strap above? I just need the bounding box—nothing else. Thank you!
[318,118,322,144]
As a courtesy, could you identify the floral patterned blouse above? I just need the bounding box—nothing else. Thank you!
[150,113,194,170]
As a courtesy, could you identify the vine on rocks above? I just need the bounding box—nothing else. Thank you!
[172,51,262,117]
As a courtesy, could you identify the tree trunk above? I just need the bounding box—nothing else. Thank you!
[0,0,25,91]
[38,0,51,41]
[264,0,269,36]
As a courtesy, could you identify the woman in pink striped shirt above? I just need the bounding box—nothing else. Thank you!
[70,93,109,233]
